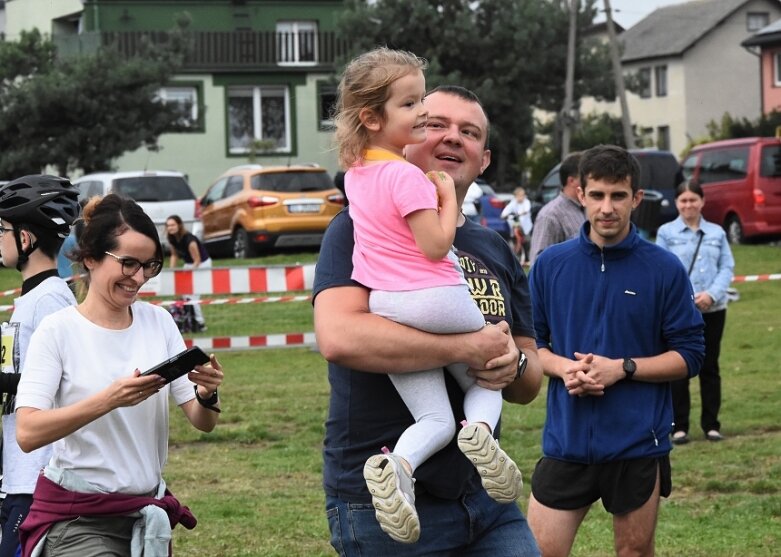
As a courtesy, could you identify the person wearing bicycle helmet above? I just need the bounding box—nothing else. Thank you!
[0,174,80,557]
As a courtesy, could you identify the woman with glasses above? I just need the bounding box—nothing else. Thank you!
[15,194,224,557]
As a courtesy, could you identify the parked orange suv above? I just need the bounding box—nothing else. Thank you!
[200,164,345,258]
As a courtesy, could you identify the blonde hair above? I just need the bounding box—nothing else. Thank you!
[334,47,427,169]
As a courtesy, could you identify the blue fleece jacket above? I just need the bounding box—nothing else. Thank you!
[529,223,705,463]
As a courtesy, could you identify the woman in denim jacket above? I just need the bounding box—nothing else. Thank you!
[656,180,734,444]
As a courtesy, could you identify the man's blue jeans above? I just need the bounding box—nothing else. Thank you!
[326,488,540,556]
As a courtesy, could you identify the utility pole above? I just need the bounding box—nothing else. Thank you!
[561,0,578,157]
[604,0,636,149]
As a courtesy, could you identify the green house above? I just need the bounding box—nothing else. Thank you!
[4,0,348,193]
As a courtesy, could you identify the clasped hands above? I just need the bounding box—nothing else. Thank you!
[563,352,623,397]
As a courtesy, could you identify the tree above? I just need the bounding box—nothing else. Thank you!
[0,23,191,178]
[679,110,781,157]
[336,0,612,187]
[526,112,627,185]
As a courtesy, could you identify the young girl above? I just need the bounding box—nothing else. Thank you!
[334,47,523,544]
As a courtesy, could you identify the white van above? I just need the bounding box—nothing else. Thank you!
[72,170,203,247]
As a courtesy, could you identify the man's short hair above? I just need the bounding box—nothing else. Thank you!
[559,151,582,186]
[579,145,640,193]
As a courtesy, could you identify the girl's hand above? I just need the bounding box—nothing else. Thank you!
[190,353,224,398]
[426,170,456,207]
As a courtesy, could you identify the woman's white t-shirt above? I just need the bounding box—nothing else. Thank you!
[16,302,195,494]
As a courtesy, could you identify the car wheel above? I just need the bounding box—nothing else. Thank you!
[725,215,744,245]
[232,228,255,259]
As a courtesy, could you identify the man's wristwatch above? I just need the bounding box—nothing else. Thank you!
[515,349,528,381]
[623,358,637,380]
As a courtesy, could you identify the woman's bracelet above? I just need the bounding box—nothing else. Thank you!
[194,385,221,413]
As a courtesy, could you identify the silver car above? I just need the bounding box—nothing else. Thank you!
[72,170,203,247]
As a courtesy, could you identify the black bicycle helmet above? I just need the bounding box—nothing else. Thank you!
[0,174,80,238]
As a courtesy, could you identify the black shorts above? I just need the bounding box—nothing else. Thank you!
[531,455,672,515]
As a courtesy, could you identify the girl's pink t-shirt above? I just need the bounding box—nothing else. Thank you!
[345,160,465,291]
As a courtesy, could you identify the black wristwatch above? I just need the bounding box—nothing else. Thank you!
[623,358,637,380]
[515,349,528,381]
[194,386,221,413]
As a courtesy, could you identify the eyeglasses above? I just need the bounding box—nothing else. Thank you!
[104,251,163,278]
[0,227,14,237]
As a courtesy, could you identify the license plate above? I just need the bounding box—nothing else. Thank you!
[288,204,320,214]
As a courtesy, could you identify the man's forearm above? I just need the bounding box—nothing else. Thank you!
[314,286,508,373]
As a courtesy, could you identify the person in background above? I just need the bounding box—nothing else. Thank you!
[15,194,223,556]
[656,180,734,444]
[56,231,77,282]
[315,85,542,556]
[527,145,704,557]
[165,215,211,332]
[0,175,81,557]
[529,151,584,264]
[501,186,533,263]
[461,181,483,222]
[56,199,88,294]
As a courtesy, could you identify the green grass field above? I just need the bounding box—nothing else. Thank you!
[1,244,779,556]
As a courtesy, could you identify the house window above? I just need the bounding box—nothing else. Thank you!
[227,86,291,154]
[157,85,202,131]
[277,21,318,65]
[654,65,667,97]
[657,126,670,151]
[317,81,337,130]
[638,67,651,98]
[637,127,654,148]
[774,52,781,86]
[747,12,769,31]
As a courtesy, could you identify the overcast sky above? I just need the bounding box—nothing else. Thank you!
[598,0,688,29]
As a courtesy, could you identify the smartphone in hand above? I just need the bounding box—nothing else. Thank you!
[140,346,210,384]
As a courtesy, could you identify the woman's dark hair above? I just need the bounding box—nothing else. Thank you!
[166,214,185,241]
[675,179,704,199]
[76,194,163,267]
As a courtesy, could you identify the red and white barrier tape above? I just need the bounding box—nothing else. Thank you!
[156,295,311,307]
[1,269,778,313]
[0,264,316,299]
[138,264,316,297]
[0,294,312,313]
[731,273,781,283]
[184,332,316,351]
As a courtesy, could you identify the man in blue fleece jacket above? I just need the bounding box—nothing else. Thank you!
[527,145,705,557]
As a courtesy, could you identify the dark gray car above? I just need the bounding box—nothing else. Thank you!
[533,149,683,234]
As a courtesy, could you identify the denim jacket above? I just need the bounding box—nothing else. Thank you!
[656,216,735,312]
